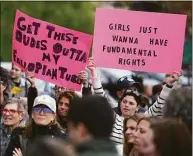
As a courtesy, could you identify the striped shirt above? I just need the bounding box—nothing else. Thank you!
[92,74,173,144]
[110,113,124,144]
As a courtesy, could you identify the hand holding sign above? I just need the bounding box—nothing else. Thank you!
[87,57,97,78]
[78,70,89,87]
[167,71,182,86]
[25,70,36,88]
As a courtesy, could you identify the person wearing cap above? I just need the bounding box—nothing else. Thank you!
[4,94,67,156]
[113,75,143,113]
[87,57,182,144]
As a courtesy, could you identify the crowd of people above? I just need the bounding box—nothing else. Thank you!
[0,57,192,156]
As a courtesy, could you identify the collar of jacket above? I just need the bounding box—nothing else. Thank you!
[32,123,58,137]
[11,77,26,88]
[75,138,117,154]
[0,124,11,135]
[57,115,68,129]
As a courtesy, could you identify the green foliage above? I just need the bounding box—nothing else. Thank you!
[1,2,97,61]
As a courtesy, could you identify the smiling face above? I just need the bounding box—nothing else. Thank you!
[10,65,22,80]
[2,103,24,128]
[32,105,56,126]
[120,95,139,117]
[125,118,137,143]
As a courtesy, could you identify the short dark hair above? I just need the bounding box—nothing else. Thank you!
[67,96,114,138]
[163,87,192,133]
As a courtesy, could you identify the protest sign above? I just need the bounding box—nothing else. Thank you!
[93,8,187,74]
[12,10,92,91]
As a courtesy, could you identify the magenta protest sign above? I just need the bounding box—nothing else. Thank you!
[93,8,187,73]
[12,10,92,91]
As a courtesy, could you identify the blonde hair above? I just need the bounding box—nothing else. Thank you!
[123,113,145,156]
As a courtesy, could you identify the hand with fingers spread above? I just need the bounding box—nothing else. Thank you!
[13,148,22,156]
[78,70,89,87]
[25,70,35,88]
[167,71,182,86]
[87,57,97,78]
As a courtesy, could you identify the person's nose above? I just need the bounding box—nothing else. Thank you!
[60,104,65,109]
[125,128,131,135]
[39,109,44,115]
[134,130,139,139]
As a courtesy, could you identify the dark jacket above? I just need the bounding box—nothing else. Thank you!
[76,139,118,156]
[4,123,67,156]
[0,124,11,156]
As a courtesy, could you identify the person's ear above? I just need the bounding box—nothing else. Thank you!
[19,112,24,121]
[76,123,88,137]
[31,112,34,119]
[52,113,56,120]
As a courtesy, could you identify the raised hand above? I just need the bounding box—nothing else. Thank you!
[25,70,35,87]
[167,71,182,86]
[78,70,89,86]
[87,57,97,77]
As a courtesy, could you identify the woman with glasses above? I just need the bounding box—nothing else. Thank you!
[86,57,182,145]
[4,94,67,156]
[0,98,26,156]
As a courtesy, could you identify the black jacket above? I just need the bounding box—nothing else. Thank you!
[76,139,118,156]
[4,123,67,156]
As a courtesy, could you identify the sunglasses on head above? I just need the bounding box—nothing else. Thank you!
[124,89,140,97]
[33,107,53,113]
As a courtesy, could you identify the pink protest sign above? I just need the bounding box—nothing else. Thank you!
[12,10,92,91]
[93,8,187,74]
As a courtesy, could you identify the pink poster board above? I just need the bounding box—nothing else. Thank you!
[12,10,93,91]
[93,8,187,74]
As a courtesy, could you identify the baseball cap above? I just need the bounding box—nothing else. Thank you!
[33,94,56,113]
[117,75,142,92]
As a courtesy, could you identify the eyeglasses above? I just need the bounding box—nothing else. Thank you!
[33,107,53,113]
[2,109,21,115]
